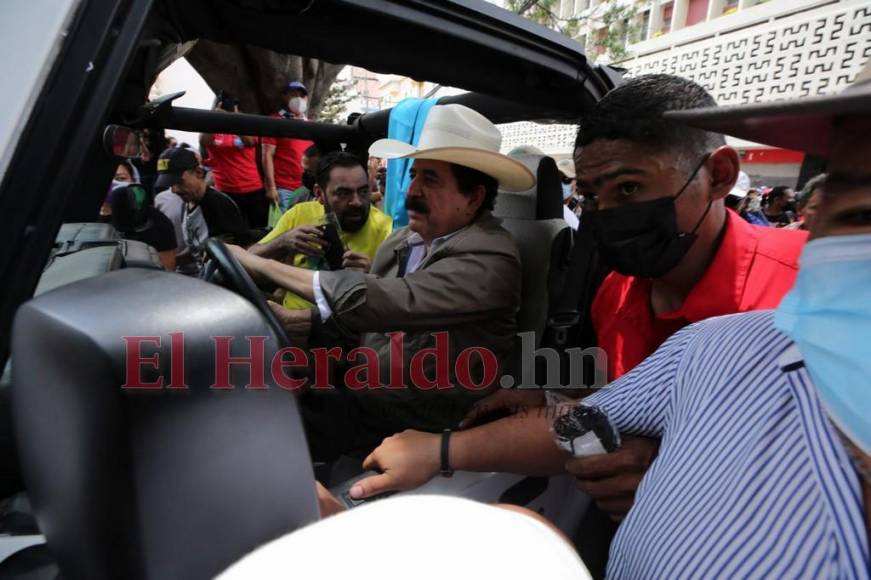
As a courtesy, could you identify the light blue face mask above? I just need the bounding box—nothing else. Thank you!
[561,182,573,201]
[774,233,871,456]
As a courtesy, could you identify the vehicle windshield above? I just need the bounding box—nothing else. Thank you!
[1,0,869,578]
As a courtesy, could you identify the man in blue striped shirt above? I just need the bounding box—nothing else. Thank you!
[348,63,871,577]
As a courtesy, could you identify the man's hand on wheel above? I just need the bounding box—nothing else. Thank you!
[349,430,441,500]
[564,435,660,521]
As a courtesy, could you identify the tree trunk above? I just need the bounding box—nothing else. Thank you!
[183,39,344,119]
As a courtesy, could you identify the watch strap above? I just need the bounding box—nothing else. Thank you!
[440,429,454,477]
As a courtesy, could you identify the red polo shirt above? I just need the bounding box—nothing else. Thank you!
[592,210,807,381]
[206,134,262,194]
[261,113,313,190]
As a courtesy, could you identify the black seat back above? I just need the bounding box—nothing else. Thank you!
[11,268,318,579]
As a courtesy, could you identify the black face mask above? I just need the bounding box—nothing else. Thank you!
[594,155,711,279]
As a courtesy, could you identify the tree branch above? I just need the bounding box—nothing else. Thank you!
[184,41,342,117]
[514,0,540,16]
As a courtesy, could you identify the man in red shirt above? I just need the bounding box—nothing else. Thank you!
[562,77,805,546]
[262,81,315,212]
[200,91,266,227]
[593,211,803,379]
[340,76,808,571]
[587,79,807,379]
[580,76,805,385]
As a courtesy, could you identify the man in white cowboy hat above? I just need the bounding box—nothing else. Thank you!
[231,104,535,454]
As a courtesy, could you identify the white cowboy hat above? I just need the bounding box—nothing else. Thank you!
[218,496,590,579]
[666,58,871,157]
[369,104,536,192]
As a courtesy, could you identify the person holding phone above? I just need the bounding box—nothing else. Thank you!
[250,151,393,311]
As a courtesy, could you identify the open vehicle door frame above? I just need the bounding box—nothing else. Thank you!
[0,0,618,374]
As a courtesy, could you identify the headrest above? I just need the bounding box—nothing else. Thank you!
[494,154,563,220]
[12,268,318,579]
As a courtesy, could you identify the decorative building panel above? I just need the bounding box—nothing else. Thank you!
[626,0,871,105]
[500,0,871,155]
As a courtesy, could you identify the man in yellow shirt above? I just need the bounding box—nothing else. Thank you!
[251,151,393,310]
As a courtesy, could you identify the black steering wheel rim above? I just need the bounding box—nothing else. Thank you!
[203,238,290,346]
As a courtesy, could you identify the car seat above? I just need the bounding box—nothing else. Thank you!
[494,154,572,343]
[493,154,573,383]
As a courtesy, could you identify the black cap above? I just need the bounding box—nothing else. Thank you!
[281,81,308,95]
[154,147,199,189]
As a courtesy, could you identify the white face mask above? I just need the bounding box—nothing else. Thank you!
[289,97,308,115]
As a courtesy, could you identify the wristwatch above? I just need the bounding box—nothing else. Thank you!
[440,429,454,478]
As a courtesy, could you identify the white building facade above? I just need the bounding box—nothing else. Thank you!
[500,0,871,185]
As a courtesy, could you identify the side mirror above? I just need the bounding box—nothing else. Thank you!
[102,125,141,158]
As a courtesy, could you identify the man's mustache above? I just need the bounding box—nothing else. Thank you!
[405,196,429,214]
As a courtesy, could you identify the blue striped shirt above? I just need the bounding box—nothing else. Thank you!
[585,310,870,579]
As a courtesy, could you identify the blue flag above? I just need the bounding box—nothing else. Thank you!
[383,98,438,229]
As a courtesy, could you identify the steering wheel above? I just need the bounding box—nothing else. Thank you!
[203,238,290,346]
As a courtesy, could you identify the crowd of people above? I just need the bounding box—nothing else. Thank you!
[102,61,870,578]
[100,80,392,277]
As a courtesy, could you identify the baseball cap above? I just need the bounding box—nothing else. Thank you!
[728,171,751,198]
[282,81,308,95]
[154,147,199,189]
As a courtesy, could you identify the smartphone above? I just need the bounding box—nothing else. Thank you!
[319,213,346,270]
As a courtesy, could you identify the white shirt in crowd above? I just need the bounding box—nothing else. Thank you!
[563,205,579,230]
